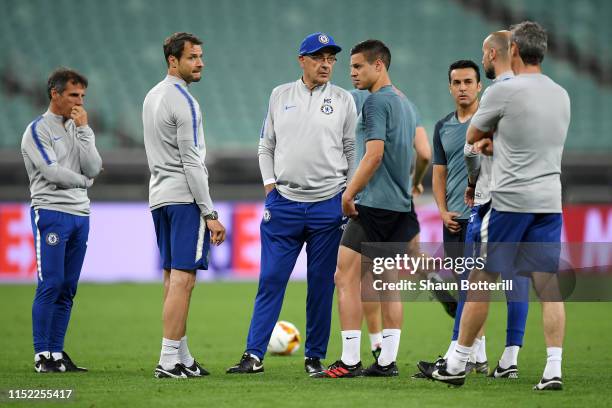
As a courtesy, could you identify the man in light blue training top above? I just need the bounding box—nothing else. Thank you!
[432,60,480,249]
[21,68,103,373]
[227,32,356,375]
[431,21,570,391]
[419,59,489,375]
[317,39,428,378]
[143,32,226,379]
[350,88,437,363]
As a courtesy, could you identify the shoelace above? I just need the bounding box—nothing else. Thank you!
[328,360,342,370]
[241,353,257,368]
[324,361,352,377]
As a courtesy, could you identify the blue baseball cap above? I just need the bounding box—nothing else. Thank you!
[299,32,342,56]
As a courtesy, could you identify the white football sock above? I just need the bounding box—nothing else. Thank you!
[51,352,63,361]
[443,340,457,360]
[179,336,195,367]
[35,351,50,362]
[159,338,180,370]
[447,343,472,375]
[543,347,562,379]
[378,329,401,366]
[477,336,487,362]
[499,345,520,368]
[340,330,361,366]
[369,332,382,351]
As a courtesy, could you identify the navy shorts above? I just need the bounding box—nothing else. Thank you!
[481,207,562,277]
[151,203,210,271]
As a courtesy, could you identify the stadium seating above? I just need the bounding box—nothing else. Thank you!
[0,0,610,151]
[489,0,612,67]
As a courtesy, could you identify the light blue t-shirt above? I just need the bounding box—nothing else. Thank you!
[355,85,421,212]
[432,111,471,220]
[350,88,370,114]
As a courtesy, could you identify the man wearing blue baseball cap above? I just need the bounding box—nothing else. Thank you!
[227,32,357,375]
[299,32,342,54]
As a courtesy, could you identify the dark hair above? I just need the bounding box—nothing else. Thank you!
[448,60,481,83]
[163,32,203,66]
[350,39,391,70]
[47,68,88,100]
[510,21,547,65]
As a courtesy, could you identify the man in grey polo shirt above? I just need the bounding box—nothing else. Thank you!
[464,31,531,380]
[432,21,570,391]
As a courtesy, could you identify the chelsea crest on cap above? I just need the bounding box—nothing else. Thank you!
[299,32,342,55]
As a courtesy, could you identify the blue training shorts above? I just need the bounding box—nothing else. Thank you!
[480,207,562,277]
[151,203,210,271]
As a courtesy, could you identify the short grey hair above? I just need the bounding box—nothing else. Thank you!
[510,21,547,65]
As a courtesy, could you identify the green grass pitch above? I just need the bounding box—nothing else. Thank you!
[0,282,611,407]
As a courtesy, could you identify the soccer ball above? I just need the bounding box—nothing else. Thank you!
[267,321,301,355]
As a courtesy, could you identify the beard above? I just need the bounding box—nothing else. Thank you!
[179,67,202,84]
[485,66,496,80]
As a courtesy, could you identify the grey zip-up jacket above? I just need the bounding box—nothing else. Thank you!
[143,75,214,215]
[258,79,357,202]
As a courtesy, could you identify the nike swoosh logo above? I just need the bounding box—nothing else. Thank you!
[284,105,297,110]
[383,335,393,339]
[495,367,518,376]
[52,136,62,141]
[345,337,358,340]
[252,363,263,370]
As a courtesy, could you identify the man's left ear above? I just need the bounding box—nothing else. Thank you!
[376,59,384,72]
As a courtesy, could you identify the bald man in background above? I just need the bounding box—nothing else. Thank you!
[431,21,569,391]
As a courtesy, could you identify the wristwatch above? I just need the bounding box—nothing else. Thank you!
[204,210,219,220]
